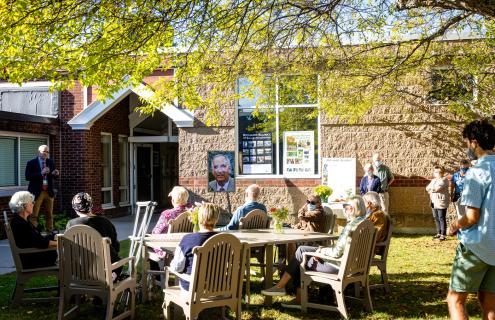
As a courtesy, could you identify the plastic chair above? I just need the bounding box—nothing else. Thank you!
[370,215,393,293]
[2,211,58,306]
[167,211,194,233]
[300,219,377,319]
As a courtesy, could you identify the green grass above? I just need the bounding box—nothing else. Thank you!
[0,236,484,319]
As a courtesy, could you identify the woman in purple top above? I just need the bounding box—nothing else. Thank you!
[170,202,220,291]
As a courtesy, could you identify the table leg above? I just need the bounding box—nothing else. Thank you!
[245,249,251,308]
[142,244,149,302]
[264,244,273,305]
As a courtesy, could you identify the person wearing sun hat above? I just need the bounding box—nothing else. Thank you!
[66,192,122,277]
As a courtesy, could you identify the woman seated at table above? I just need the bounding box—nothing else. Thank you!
[262,195,366,309]
[66,192,122,280]
[169,202,220,291]
[292,193,325,232]
[8,191,57,269]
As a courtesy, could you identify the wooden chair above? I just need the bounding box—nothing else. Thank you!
[322,206,336,235]
[300,219,377,320]
[370,215,393,293]
[57,225,137,320]
[239,209,269,304]
[3,211,58,306]
[167,210,194,234]
[162,233,247,320]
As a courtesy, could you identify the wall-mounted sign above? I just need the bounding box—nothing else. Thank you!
[322,158,356,201]
[283,131,314,175]
[241,132,272,174]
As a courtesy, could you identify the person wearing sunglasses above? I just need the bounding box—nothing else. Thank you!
[292,194,325,233]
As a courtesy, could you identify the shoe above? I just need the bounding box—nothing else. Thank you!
[432,234,441,239]
[438,235,446,241]
[261,286,286,296]
[281,299,301,310]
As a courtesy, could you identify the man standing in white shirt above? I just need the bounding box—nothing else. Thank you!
[372,153,394,214]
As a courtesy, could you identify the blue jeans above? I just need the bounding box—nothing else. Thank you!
[285,245,338,288]
[432,208,447,235]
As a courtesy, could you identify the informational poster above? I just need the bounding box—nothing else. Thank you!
[283,131,314,175]
[241,132,272,174]
[322,158,356,201]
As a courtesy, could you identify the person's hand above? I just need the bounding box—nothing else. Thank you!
[447,221,459,236]
[42,167,50,175]
[52,169,59,176]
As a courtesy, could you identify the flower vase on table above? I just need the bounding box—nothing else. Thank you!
[189,207,200,232]
[269,206,288,234]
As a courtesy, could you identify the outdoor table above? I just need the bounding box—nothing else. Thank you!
[142,228,337,305]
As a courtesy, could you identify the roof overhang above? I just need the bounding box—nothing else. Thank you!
[67,83,194,130]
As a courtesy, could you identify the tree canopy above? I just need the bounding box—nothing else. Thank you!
[0,0,494,123]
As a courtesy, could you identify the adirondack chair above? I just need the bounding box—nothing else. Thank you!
[322,206,336,235]
[238,209,269,304]
[167,210,194,233]
[300,219,377,320]
[57,225,137,320]
[370,215,393,293]
[162,233,247,320]
[3,211,58,306]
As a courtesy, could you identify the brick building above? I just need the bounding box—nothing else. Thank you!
[0,67,477,237]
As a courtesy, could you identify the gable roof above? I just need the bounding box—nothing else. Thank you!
[67,83,194,130]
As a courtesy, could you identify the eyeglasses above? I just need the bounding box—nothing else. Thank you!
[306,200,317,205]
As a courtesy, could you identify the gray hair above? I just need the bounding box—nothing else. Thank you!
[246,184,260,199]
[9,191,34,214]
[363,192,381,209]
[345,195,366,218]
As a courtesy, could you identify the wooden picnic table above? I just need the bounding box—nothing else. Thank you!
[142,228,337,305]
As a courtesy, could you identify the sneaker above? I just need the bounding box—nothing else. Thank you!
[438,235,446,241]
[261,286,286,296]
[281,299,301,310]
[432,234,441,239]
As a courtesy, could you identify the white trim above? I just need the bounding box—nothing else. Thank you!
[128,136,178,143]
[101,133,113,207]
[236,174,321,179]
[0,81,53,88]
[68,83,194,130]
[118,135,130,206]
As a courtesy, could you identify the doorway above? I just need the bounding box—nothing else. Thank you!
[136,144,153,202]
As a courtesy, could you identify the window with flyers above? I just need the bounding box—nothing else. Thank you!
[237,75,319,176]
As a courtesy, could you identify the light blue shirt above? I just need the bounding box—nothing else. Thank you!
[460,154,495,265]
[218,200,267,231]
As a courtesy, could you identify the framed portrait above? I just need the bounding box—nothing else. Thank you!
[207,151,236,192]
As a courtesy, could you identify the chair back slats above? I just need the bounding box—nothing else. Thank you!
[378,215,393,260]
[59,225,111,288]
[239,209,269,229]
[167,211,194,233]
[338,219,377,280]
[3,211,24,272]
[190,234,242,302]
[322,206,336,234]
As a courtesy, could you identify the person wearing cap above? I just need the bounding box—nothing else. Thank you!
[66,192,122,278]
[262,195,367,309]
[359,163,382,196]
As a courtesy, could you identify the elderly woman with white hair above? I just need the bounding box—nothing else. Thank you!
[262,195,367,309]
[8,191,57,269]
[363,191,390,246]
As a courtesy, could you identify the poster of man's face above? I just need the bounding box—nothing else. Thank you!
[208,151,235,192]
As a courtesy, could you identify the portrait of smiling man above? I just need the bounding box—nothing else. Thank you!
[208,152,235,192]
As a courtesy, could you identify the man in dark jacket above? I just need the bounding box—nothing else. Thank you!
[25,145,59,231]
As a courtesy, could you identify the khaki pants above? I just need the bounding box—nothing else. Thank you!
[379,191,390,215]
[32,191,54,231]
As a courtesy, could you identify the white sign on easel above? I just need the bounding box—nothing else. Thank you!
[321,158,356,201]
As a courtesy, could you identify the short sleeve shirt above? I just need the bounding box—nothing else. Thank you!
[374,164,394,191]
[460,155,495,266]
[452,170,468,195]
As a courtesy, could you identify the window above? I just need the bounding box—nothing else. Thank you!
[428,68,475,104]
[237,75,319,176]
[0,134,48,187]
[119,135,129,205]
[101,133,113,207]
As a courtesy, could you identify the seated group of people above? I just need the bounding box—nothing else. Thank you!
[7,183,390,308]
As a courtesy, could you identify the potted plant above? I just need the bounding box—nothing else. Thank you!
[314,185,333,203]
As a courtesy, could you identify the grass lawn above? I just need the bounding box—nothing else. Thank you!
[0,235,484,319]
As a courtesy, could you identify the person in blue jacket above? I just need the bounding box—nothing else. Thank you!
[218,184,266,231]
[360,163,382,196]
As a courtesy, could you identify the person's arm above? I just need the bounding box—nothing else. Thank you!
[297,205,306,218]
[25,161,41,181]
[359,177,366,195]
[300,208,323,221]
[169,246,187,273]
[219,207,241,231]
[375,177,382,193]
[448,207,480,235]
[319,224,351,259]
[426,180,433,193]
[387,168,395,187]
[48,240,57,248]
[151,212,169,234]
[449,175,456,201]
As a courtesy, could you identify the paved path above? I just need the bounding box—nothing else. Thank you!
[0,214,159,275]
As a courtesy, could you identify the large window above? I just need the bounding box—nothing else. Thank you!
[119,135,129,205]
[0,134,48,187]
[101,133,113,207]
[237,75,319,176]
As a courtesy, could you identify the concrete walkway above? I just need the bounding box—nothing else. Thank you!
[0,214,160,275]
